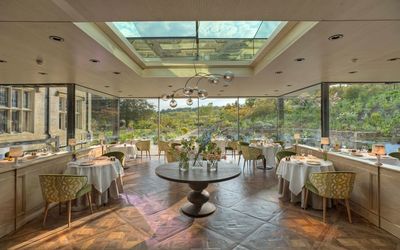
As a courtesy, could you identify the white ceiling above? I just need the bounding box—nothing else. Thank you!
[0,1,400,97]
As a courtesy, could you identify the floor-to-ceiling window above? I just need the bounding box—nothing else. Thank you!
[329,83,400,153]
[280,85,321,147]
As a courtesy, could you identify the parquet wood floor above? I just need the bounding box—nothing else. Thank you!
[1,157,399,249]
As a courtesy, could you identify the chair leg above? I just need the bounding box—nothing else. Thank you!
[322,197,327,223]
[304,188,309,209]
[345,199,352,223]
[43,202,49,227]
[87,193,93,214]
[67,200,72,227]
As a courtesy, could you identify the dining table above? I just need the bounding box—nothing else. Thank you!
[156,161,241,218]
[250,143,282,170]
[64,157,124,207]
[337,150,400,166]
[276,155,335,209]
[108,143,137,160]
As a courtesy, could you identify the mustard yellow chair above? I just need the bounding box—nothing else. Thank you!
[158,140,170,161]
[304,171,356,223]
[389,152,400,160]
[166,146,180,163]
[136,140,151,159]
[225,141,238,159]
[39,174,93,227]
[237,141,250,165]
[241,145,265,171]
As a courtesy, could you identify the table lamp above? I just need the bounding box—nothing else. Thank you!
[9,146,23,166]
[372,144,386,166]
[321,137,330,161]
[294,133,301,153]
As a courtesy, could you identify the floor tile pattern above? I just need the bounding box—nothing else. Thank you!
[1,157,399,249]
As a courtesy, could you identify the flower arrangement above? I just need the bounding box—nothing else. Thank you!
[178,137,196,171]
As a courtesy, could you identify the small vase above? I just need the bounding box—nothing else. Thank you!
[179,159,189,172]
[207,160,217,172]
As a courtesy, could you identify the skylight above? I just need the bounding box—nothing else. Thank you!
[113,21,282,63]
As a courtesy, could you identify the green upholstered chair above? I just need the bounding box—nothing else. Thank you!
[225,141,238,159]
[274,140,285,149]
[237,141,250,165]
[241,145,265,171]
[39,174,93,227]
[389,152,400,160]
[102,151,126,168]
[304,171,356,223]
[136,140,151,159]
[166,146,180,163]
[158,141,170,161]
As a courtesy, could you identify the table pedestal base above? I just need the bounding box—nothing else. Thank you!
[181,182,216,218]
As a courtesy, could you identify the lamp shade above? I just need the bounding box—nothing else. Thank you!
[321,137,330,145]
[9,147,23,157]
[372,144,386,155]
[68,139,77,146]
[294,133,301,140]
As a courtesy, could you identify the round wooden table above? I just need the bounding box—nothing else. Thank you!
[155,162,241,218]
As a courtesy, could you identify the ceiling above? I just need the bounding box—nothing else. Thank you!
[0,0,400,98]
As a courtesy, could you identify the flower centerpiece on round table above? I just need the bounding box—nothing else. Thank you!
[178,138,196,171]
[203,142,222,171]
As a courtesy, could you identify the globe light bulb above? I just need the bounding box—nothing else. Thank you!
[169,99,177,108]
[223,71,234,82]
[198,89,208,100]
[183,87,193,96]
[186,97,193,106]
[208,76,219,85]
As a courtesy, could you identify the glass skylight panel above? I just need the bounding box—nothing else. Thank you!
[112,21,283,63]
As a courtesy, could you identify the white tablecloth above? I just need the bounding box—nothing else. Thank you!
[276,157,335,195]
[251,144,282,168]
[108,144,137,160]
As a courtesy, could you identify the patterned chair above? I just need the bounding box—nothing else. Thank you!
[166,146,180,163]
[304,171,356,223]
[102,151,126,168]
[241,145,265,171]
[225,141,238,159]
[389,152,400,160]
[274,140,285,149]
[136,140,151,159]
[39,174,93,227]
[158,141,170,161]
[237,141,249,165]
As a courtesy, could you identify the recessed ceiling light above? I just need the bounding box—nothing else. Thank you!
[49,35,64,42]
[387,57,400,62]
[348,71,358,74]
[104,85,110,88]
[38,72,47,75]
[0,59,7,63]
[351,58,358,63]
[294,58,305,62]
[328,34,344,40]
[89,59,100,63]
[168,84,173,88]
[275,71,283,74]
[287,84,292,87]
[113,71,121,75]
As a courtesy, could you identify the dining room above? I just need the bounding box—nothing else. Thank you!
[1,1,400,249]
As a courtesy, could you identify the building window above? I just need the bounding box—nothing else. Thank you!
[75,99,83,130]
[59,96,67,130]
[0,87,34,134]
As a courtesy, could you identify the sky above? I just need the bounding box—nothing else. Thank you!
[113,21,281,39]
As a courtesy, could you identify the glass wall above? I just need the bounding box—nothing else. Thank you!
[280,85,321,147]
[199,98,237,139]
[239,98,277,141]
[330,83,400,153]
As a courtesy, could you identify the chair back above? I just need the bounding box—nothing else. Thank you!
[103,151,125,166]
[39,174,88,203]
[136,140,150,151]
[274,140,285,148]
[389,152,400,160]
[242,146,261,160]
[276,150,296,164]
[309,171,356,199]
[227,141,238,150]
[158,141,170,152]
[166,146,179,163]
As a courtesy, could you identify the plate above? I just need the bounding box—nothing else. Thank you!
[79,161,94,166]
[306,160,321,165]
